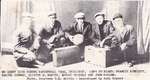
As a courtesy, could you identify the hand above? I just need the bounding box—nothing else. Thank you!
[65,33,71,38]
[15,47,29,54]
[48,35,56,43]
[104,45,110,50]
[23,51,36,61]
[68,35,73,39]
[46,43,54,49]
[100,40,105,48]
[33,39,40,50]
[120,43,127,51]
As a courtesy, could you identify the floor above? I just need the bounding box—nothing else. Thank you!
[0,54,150,80]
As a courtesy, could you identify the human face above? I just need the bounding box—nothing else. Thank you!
[76,18,84,24]
[95,15,104,25]
[113,18,124,29]
[20,29,31,42]
[48,15,56,24]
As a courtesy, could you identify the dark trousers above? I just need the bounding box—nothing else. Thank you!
[16,57,37,68]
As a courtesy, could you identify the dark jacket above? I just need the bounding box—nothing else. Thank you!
[36,20,64,63]
[65,21,93,45]
[39,20,64,41]
[92,20,115,44]
[14,27,35,53]
[104,24,136,48]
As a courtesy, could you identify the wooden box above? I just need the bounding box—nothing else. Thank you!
[84,46,122,68]
[52,46,84,67]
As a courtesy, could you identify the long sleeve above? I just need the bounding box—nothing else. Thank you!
[64,23,76,39]
[91,25,101,44]
[125,25,136,47]
[54,21,65,39]
[87,23,94,44]
[12,29,20,48]
[108,21,115,34]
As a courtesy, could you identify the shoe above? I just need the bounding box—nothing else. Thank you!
[33,64,43,68]
[128,62,134,67]
[34,60,45,66]
[128,60,135,67]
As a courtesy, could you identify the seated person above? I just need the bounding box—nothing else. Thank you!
[92,12,115,48]
[34,11,65,63]
[103,13,136,67]
[13,13,42,68]
[64,12,93,46]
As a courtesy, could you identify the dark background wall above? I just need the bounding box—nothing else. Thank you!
[55,0,104,30]
[54,0,138,31]
[1,0,138,43]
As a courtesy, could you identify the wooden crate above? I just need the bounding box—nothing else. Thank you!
[84,46,121,68]
[52,46,84,67]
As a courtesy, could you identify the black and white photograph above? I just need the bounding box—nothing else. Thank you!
[0,0,150,80]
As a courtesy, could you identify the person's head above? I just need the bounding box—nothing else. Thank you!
[74,12,85,24]
[19,29,32,42]
[94,12,105,25]
[22,13,33,26]
[112,13,124,29]
[48,11,57,24]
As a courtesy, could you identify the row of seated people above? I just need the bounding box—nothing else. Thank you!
[12,11,136,68]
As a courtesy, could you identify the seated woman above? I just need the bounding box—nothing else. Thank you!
[102,13,136,67]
